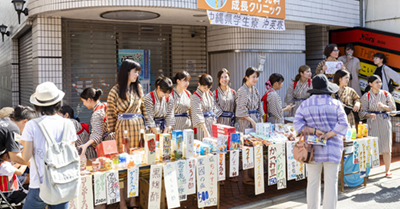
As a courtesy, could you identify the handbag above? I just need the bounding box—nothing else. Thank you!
[293,132,314,164]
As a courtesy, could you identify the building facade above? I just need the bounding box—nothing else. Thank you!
[0,0,360,123]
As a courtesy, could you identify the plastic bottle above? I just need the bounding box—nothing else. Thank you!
[345,124,352,141]
[363,124,368,137]
[119,153,127,169]
[351,125,357,139]
[357,122,363,138]
[139,129,145,148]
[123,130,129,153]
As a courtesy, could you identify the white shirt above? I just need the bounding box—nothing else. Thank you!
[0,161,17,181]
[21,115,77,188]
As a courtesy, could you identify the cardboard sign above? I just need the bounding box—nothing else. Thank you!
[164,162,180,209]
[254,145,264,195]
[286,141,296,181]
[183,129,194,159]
[372,137,380,168]
[106,171,120,205]
[217,153,226,181]
[148,165,163,209]
[359,139,367,178]
[176,160,188,201]
[128,167,139,198]
[276,143,287,190]
[172,130,183,160]
[186,158,196,195]
[295,160,306,181]
[160,134,172,161]
[94,172,107,206]
[144,134,156,165]
[196,156,210,207]
[198,0,286,19]
[268,145,278,185]
[242,146,254,170]
[78,175,94,209]
[208,155,218,206]
[229,150,239,177]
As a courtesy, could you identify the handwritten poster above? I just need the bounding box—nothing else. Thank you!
[164,162,180,209]
[286,141,296,181]
[196,156,210,207]
[353,140,360,164]
[359,139,367,178]
[242,147,254,170]
[78,175,94,209]
[372,137,380,168]
[208,155,218,206]
[68,197,79,209]
[186,159,196,195]
[148,165,163,209]
[254,145,264,195]
[366,138,372,169]
[106,171,120,205]
[218,153,226,181]
[94,173,107,205]
[229,150,239,177]
[295,160,306,181]
[127,167,139,198]
[268,145,278,185]
[276,143,287,190]
[176,160,188,201]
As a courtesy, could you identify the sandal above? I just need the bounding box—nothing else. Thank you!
[386,173,393,178]
[243,180,255,185]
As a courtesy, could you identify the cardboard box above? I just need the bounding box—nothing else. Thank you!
[183,129,194,159]
[96,140,118,158]
[172,130,183,160]
[160,134,171,161]
[212,124,236,138]
[144,134,156,165]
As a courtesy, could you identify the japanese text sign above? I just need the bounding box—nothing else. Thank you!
[94,173,107,205]
[198,0,286,19]
[164,162,181,209]
[242,146,254,170]
[207,11,285,31]
[106,171,121,205]
[268,144,278,185]
[176,160,188,201]
[127,167,139,198]
[218,153,226,181]
[286,141,296,181]
[78,175,94,209]
[186,158,197,195]
[254,145,264,195]
[276,143,286,190]
[196,156,210,207]
[230,150,240,177]
[208,155,218,206]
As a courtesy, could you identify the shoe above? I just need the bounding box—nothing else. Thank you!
[386,172,393,178]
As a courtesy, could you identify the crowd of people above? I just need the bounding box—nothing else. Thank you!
[0,43,399,209]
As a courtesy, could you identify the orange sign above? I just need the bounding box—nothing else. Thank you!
[198,0,285,19]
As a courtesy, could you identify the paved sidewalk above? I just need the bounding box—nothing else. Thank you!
[232,161,400,209]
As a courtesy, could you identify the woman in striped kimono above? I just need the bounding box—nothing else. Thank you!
[144,77,175,134]
[190,74,218,141]
[236,67,264,185]
[172,71,192,130]
[284,65,312,116]
[214,68,235,127]
[236,67,264,133]
[262,73,294,124]
[360,75,396,178]
[332,70,361,127]
[107,59,148,209]
[315,44,346,81]
[58,105,95,159]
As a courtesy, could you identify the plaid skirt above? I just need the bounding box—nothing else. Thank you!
[115,118,146,153]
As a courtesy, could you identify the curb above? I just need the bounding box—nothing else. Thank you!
[230,162,400,209]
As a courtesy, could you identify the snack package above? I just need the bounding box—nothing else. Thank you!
[203,137,217,153]
[144,134,156,165]
[229,133,241,150]
[217,134,228,153]
[307,135,327,146]
[183,129,194,159]
[160,133,171,161]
